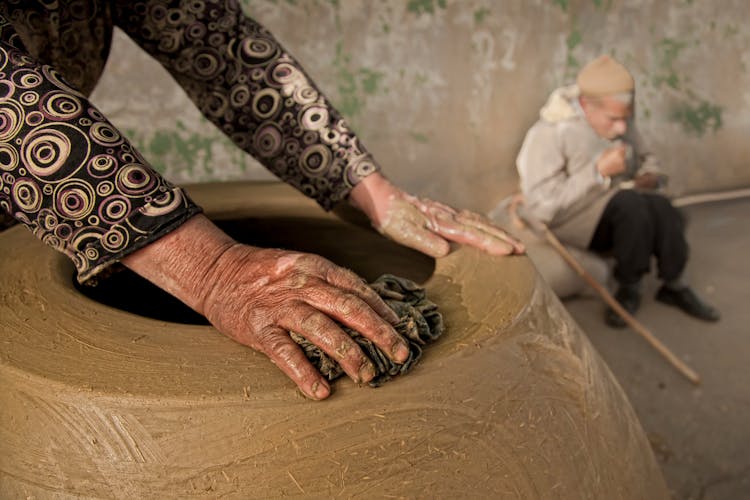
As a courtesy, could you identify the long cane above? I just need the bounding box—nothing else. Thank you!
[512,203,701,385]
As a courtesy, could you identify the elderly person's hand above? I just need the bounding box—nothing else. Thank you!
[633,172,662,190]
[348,173,525,258]
[122,215,408,400]
[596,144,628,178]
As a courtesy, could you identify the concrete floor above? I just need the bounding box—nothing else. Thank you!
[562,197,750,500]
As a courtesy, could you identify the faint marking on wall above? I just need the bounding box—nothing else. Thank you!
[468,30,498,130]
[499,29,518,71]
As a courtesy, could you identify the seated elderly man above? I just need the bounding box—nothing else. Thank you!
[516,55,719,328]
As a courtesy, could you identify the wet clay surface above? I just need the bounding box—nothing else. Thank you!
[0,182,668,498]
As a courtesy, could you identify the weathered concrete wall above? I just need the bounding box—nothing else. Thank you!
[91,0,750,213]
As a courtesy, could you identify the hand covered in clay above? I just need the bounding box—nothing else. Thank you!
[122,215,408,400]
[348,173,525,258]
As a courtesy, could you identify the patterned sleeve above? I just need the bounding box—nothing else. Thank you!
[112,0,380,210]
[0,16,202,283]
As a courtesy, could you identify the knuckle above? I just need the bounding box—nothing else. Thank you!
[298,310,328,333]
[359,286,382,304]
[254,325,283,346]
[334,339,355,360]
[378,323,399,341]
[286,272,309,289]
[336,293,364,316]
[325,262,356,283]
[264,335,299,363]
[299,253,330,271]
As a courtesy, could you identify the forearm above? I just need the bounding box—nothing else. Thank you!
[0,34,201,282]
[347,172,392,225]
[121,214,236,315]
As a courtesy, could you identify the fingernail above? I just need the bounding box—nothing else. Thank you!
[311,380,330,400]
[359,362,376,383]
[392,340,410,363]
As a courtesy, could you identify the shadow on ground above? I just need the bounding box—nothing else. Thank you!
[563,198,750,500]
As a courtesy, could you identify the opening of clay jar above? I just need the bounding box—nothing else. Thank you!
[74,216,436,325]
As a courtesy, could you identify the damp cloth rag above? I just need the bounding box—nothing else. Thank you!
[291,274,444,387]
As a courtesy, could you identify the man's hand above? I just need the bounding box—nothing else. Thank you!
[122,215,408,400]
[348,173,525,258]
[596,145,627,178]
[633,172,661,190]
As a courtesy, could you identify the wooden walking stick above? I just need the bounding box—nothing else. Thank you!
[510,199,701,385]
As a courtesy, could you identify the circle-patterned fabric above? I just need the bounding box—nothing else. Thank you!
[0,0,380,280]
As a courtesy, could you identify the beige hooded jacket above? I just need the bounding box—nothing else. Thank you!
[516,85,663,248]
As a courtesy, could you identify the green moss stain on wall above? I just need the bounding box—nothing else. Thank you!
[409,131,429,143]
[553,0,613,13]
[645,37,724,136]
[652,38,688,90]
[406,0,446,16]
[565,27,582,78]
[474,7,490,25]
[126,120,254,177]
[723,23,739,38]
[553,0,569,12]
[331,42,385,127]
[332,42,364,119]
[670,100,723,136]
[360,68,385,95]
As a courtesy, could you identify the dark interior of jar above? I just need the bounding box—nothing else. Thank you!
[74,216,435,324]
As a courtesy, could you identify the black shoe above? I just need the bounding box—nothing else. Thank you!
[605,284,642,328]
[655,285,720,322]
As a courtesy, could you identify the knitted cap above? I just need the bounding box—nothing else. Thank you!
[576,55,634,97]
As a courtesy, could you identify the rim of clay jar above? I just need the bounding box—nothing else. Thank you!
[0,181,536,406]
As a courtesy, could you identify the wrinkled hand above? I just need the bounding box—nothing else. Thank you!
[633,172,661,190]
[348,173,525,258]
[123,215,408,400]
[596,145,627,178]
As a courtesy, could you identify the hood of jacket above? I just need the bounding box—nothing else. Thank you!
[539,85,582,123]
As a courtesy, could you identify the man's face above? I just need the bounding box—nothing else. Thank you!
[580,95,633,140]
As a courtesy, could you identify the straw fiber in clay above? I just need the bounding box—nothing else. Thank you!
[0,182,668,498]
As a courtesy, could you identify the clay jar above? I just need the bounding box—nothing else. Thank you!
[0,182,668,498]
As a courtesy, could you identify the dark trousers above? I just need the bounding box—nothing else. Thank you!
[588,190,688,285]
